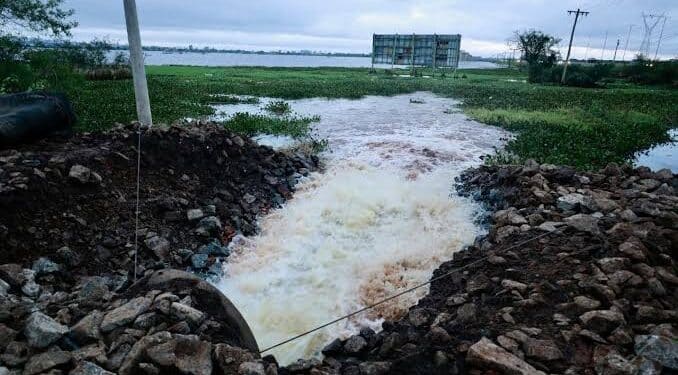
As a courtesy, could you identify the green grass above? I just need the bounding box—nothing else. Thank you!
[65,66,677,169]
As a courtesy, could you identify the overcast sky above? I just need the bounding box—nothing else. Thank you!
[63,0,677,59]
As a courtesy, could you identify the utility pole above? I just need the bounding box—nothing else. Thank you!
[600,31,608,60]
[123,0,152,126]
[561,8,589,84]
[653,15,668,60]
[622,24,634,61]
[612,39,620,61]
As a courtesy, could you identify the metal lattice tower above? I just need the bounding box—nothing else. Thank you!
[639,13,664,57]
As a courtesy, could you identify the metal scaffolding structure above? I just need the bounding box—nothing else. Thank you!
[372,34,462,69]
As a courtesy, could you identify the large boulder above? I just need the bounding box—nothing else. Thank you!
[467,337,546,375]
[24,311,68,348]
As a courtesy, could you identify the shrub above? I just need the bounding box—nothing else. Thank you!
[263,100,291,115]
[620,57,678,86]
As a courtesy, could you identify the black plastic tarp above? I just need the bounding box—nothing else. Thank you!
[0,92,76,147]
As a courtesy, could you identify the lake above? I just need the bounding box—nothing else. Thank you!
[110,50,498,69]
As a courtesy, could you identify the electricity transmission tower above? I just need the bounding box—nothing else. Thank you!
[639,13,664,58]
[654,15,668,60]
[561,8,589,84]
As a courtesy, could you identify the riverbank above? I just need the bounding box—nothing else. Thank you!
[68,66,676,170]
[1,125,674,373]
[280,161,678,374]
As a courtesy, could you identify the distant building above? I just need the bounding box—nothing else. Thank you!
[372,34,462,68]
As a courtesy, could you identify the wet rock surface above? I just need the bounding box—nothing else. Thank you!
[0,122,318,374]
[284,162,677,374]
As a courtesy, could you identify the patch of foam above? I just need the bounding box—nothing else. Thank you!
[214,92,510,364]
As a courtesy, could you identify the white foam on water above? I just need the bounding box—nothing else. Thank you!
[214,92,510,364]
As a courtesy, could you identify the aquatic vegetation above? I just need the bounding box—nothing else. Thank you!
[67,66,677,169]
[221,112,319,138]
[263,100,291,115]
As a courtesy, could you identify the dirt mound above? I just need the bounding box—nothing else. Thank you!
[0,122,318,278]
[285,162,677,374]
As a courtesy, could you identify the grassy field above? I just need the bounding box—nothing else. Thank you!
[68,66,677,169]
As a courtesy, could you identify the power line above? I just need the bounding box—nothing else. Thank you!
[562,8,590,84]
[621,24,635,61]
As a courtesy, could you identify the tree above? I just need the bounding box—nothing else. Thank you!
[0,0,77,37]
[514,30,560,82]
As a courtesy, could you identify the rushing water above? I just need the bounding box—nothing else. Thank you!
[213,92,509,364]
[109,50,498,69]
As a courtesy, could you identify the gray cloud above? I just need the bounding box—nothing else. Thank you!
[63,0,677,58]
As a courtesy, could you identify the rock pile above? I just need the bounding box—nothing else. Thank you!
[285,162,677,374]
[0,122,317,374]
[0,121,318,277]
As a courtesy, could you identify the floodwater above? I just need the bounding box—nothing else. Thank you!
[109,50,499,69]
[634,129,678,173]
[213,92,509,364]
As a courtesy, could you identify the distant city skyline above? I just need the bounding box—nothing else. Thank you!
[60,0,677,59]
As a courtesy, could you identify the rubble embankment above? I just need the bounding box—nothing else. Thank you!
[285,162,677,375]
[0,122,319,374]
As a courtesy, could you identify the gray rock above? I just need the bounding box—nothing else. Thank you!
[495,225,520,242]
[238,361,265,375]
[597,257,629,274]
[24,311,68,348]
[100,297,152,332]
[0,278,9,296]
[0,341,29,366]
[198,241,230,257]
[232,136,245,147]
[557,193,586,212]
[70,310,103,344]
[190,253,209,269]
[523,338,563,361]
[467,337,546,375]
[467,273,491,294]
[69,361,115,375]
[580,310,626,334]
[69,165,91,184]
[425,326,451,344]
[23,350,72,375]
[619,238,647,260]
[574,296,601,310]
[343,335,367,354]
[21,278,40,297]
[408,308,429,327]
[358,361,391,375]
[119,331,172,375]
[170,302,205,326]
[501,279,528,293]
[32,257,60,275]
[564,214,600,234]
[195,216,222,237]
[144,236,170,260]
[79,276,110,304]
[213,344,256,374]
[635,335,678,369]
[243,194,256,204]
[145,334,212,375]
[456,303,477,323]
[186,209,204,221]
